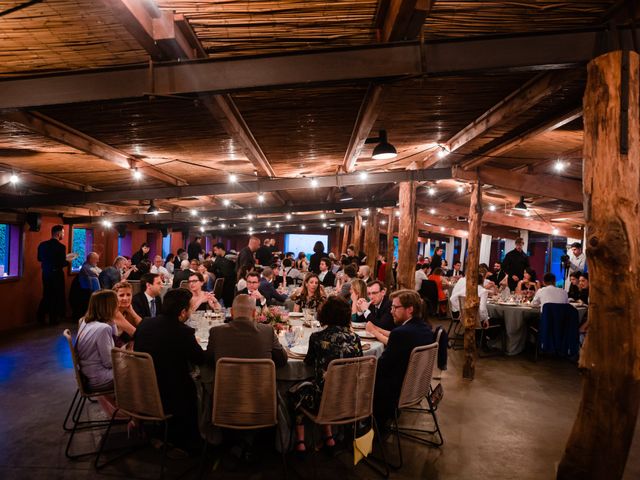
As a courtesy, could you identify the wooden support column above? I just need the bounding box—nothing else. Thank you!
[386,211,396,290]
[558,50,640,480]
[341,223,350,255]
[364,209,380,275]
[352,214,363,253]
[463,180,483,380]
[397,182,418,289]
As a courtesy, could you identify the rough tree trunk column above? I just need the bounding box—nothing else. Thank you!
[558,51,640,479]
[364,208,380,276]
[341,223,350,254]
[397,181,418,289]
[352,213,363,254]
[385,210,396,290]
[463,180,482,380]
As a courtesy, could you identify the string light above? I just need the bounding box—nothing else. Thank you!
[310,178,318,187]
[229,174,238,183]
[199,226,205,233]
[102,220,112,228]
[553,160,567,172]
[339,223,345,227]
[359,171,368,181]
[301,225,306,230]
[132,168,142,180]
[9,174,19,184]
[222,199,230,207]
[429,208,436,215]
[275,224,280,229]
[489,205,496,212]
[322,222,327,227]
[286,213,292,220]
[427,186,436,196]
[200,219,208,225]
[247,214,254,220]
[220,223,226,229]
[257,194,265,203]
[380,219,387,225]
[190,209,198,216]
[320,213,326,219]
[266,221,272,227]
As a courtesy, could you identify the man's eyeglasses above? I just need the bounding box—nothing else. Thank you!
[390,304,405,311]
[368,290,382,295]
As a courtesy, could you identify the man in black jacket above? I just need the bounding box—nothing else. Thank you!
[37,224,72,325]
[132,273,163,318]
[237,236,260,272]
[318,257,336,288]
[255,238,273,266]
[502,237,530,291]
[354,280,394,331]
[430,246,444,270]
[258,267,288,305]
[212,242,236,307]
[134,288,204,451]
[373,289,439,428]
[187,236,204,261]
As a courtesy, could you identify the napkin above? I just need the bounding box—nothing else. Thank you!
[353,428,374,465]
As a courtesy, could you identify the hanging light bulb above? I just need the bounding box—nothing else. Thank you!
[102,220,112,228]
[9,174,19,184]
[489,205,496,212]
[310,178,318,187]
[190,209,198,217]
[301,225,306,230]
[229,174,238,183]
[437,145,449,159]
[359,171,368,181]
[222,199,231,207]
[553,160,567,172]
[429,208,436,215]
[427,186,436,196]
[220,223,226,229]
[266,221,272,227]
[257,194,265,203]
[286,213,292,220]
[132,168,142,180]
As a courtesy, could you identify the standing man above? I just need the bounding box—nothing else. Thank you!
[255,238,273,266]
[430,246,444,270]
[37,225,75,325]
[187,236,204,261]
[132,273,164,318]
[502,237,530,291]
[212,242,236,307]
[565,242,587,291]
[237,236,260,273]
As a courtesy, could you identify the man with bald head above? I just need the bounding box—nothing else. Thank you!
[205,294,288,366]
[79,252,101,291]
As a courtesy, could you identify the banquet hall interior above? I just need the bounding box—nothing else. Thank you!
[1,0,639,479]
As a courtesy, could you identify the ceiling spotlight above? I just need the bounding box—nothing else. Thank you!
[199,226,205,233]
[429,208,436,215]
[286,213,292,220]
[222,199,231,207]
[552,228,559,235]
[554,160,567,172]
[8,174,19,184]
[301,225,306,230]
[337,187,354,202]
[275,223,280,229]
[257,194,265,203]
[320,213,326,219]
[200,218,208,225]
[220,223,226,229]
[132,168,142,180]
[266,221,271,227]
[190,209,198,216]
[380,219,387,225]
[366,130,397,160]
[514,196,528,211]
[437,145,449,159]
[456,184,464,193]
[489,205,496,212]
[395,210,400,217]
[102,220,112,228]
[427,186,436,196]
[147,201,159,214]
[359,171,368,181]
[322,222,328,228]
[339,222,345,227]
[229,174,238,183]
[310,178,318,187]
[440,226,445,232]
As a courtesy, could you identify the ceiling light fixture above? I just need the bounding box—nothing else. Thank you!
[310,178,318,187]
[339,222,345,227]
[286,213,292,220]
[266,221,271,227]
[395,210,400,217]
[366,129,397,160]
[9,174,19,184]
[147,201,159,214]
[257,194,265,203]
[247,214,254,220]
[554,160,567,172]
[200,219,208,225]
[190,209,198,216]
[514,196,528,211]
[427,186,436,196]
[229,174,238,183]
[200,226,205,233]
[489,205,496,212]
[429,208,436,215]
[456,184,464,193]
[437,145,449,159]
[301,225,306,230]
[220,223,226,229]
[380,219,387,225]
[337,187,354,202]
[222,199,231,207]
[320,213,326,219]
[132,168,142,180]
[359,171,368,181]
[322,222,327,228]
[102,220,112,228]
[552,228,559,235]
[275,224,280,229]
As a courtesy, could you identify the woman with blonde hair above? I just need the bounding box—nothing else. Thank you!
[291,273,327,312]
[349,278,368,323]
[112,281,141,344]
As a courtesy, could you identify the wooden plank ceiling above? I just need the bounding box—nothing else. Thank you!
[0,0,632,235]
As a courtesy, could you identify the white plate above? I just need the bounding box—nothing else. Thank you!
[288,312,304,317]
[352,322,366,330]
[288,319,304,326]
[290,345,308,355]
[357,331,376,339]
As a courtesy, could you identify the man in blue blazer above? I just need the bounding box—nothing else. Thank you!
[373,289,439,428]
[258,267,288,306]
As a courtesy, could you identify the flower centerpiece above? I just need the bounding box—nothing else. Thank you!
[258,306,288,331]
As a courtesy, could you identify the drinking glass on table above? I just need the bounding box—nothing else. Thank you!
[285,327,297,348]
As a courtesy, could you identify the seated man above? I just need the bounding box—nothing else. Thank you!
[373,290,440,428]
[532,273,569,308]
[358,265,371,284]
[150,255,170,282]
[172,259,193,289]
[258,267,288,306]
[79,252,101,291]
[355,280,395,331]
[446,261,464,278]
[132,273,163,318]
[414,262,430,291]
[134,288,204,452]
[99,255,130,290]
[237,271,267,308]
[318,257,336,288]
[449,268,491,321]
[577,272,589,304]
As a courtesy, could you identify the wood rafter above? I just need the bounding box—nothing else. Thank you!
[0,110,187,186]
[422,70,583,168]
[417,211,518,239]
[0,163,96,192]
[376,0,434,42]
[453,165,583,204]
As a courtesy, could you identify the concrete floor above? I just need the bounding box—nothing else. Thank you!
[0,322,589,479]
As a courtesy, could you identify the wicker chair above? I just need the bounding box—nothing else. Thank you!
[201,358,286,477]
[389,330,443,468]
[300,356,389,478]
[95,348,173,478]
[179,280,189,289]
[62,329,114,459]
[458,296,504,357]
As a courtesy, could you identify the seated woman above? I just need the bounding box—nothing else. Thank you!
[427,267,449,314]
[567,271,581,301]
[112,281,142,345]
[164,253,175,275]
[349,278,368,323]
[289,296,363,453]
[187,272,221,311]
[291,273,327,312]
[295,252,309,272]
[515,268,540,300]
[197,262,215,292]
[76,290,120,415]
[235,265,251,293]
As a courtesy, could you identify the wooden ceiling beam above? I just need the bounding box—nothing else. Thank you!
[453,165,583,204]
[0,163,96,192]
[461,106,583,170]
[1,167,450,208]
[0,29,623,109]
[421,202,583,237]
[377,0,434,42]
[423,69,583,168]
[418,211,518,239]
[1,110,187,186]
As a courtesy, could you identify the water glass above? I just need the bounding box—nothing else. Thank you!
[284,329,297,348]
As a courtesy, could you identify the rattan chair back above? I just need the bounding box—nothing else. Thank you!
[213,278,224,299]
[397,329,442,409]
[212,357,277,429]
[179,280,189,289]
[63,329,92,396]
[111,348,167,421]
[314,356,377,425]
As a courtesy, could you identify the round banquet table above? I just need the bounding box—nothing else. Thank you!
[487,302,588,356]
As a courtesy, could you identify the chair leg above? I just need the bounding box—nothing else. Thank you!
[386,409,403,470]
[160,420,169,480]
[396,397,444,448]
[94,410,118,469]
[63,389,80,431]
[279,424,289,480]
